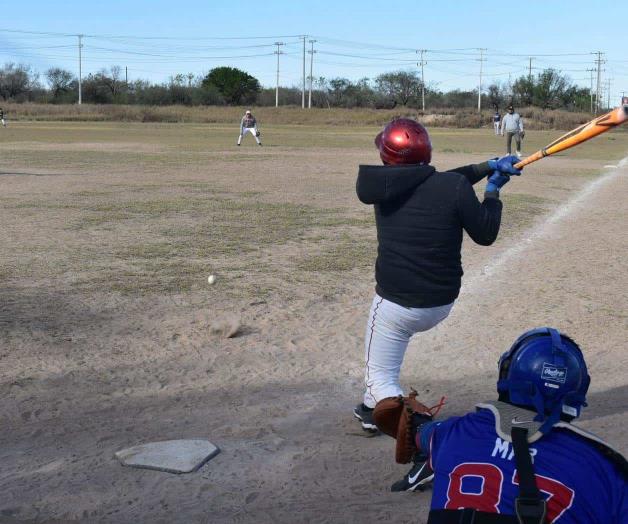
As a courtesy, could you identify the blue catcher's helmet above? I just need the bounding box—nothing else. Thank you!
[497,328,590,433]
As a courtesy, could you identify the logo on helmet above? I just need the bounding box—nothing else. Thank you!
[541,363,567,383]
[497,328,590,433]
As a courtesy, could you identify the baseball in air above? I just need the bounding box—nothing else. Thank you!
[207,275,216,285]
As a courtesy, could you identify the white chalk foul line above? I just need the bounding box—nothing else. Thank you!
[462,155,628,293]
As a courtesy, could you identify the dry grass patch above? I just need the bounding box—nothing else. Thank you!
[296,234,376,272]
[65,196,374,294]
[6,103,621,130]
[501,193,553,231]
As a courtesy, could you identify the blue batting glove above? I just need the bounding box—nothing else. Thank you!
[486,170,511,193]
[487,155,522,176]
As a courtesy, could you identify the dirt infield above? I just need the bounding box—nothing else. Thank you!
[0,122,626,523]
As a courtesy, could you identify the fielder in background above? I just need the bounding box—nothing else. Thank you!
[501,105,524,157]
[237,109,261,146]
[374,328,627,523]
[493,108,501,135]
[353,118,522,432]
[0,107,6,127]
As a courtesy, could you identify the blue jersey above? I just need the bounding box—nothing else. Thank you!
[425,408,627,523]
[493,113,501,122]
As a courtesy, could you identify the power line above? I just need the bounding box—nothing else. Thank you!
[0,26,613,103]
[0,27,304,41]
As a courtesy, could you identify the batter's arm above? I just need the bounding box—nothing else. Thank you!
[457,177,502,246]
[449,161,493,186]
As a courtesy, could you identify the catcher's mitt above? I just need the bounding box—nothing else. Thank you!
[256,130,261,137]
[373,389,445,464]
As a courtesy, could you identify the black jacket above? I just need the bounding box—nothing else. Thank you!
[356,162,501,308]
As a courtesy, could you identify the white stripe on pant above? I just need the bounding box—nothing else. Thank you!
[363,293,453,408]
[238,127,260,145]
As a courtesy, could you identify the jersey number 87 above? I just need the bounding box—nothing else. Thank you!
[445,462,574,522]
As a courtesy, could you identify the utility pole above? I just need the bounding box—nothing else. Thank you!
[308,40,316,109]
[125,66,128,85]
[586,68,595,113]
[528,57,534,80]
[594,51,604,114]
[274,42,284,108]
[477,48,486,113]
[607,78,612,110]
[77,34,83,105]
[301,36,306,109]
[417,49,426,112]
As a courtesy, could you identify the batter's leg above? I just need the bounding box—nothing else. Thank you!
[362,296,452,408]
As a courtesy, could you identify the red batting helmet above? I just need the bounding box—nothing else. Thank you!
[374,118,432,165]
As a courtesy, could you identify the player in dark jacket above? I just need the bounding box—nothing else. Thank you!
[383,328,627,523]
[353,118,522,432]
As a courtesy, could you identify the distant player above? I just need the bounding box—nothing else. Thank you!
[237,109,261,146]
[375,328,627,523]
[493,108,501,135]
[0,107,6,127]
[501,105,524,157]
[353,118,521,432]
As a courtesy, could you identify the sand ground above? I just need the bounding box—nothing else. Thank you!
[0,122,626,523]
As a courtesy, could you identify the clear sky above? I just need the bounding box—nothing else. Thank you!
[1,0,626,102]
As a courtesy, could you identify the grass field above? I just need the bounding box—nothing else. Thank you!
[0,121,619,299]
[0,121,626,523]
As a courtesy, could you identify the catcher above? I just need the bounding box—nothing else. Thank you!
[237,109,262,146]
[353,118,521,432]
[374,328,627,523]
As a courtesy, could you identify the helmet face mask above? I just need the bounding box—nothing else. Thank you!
[375,118,432,165]
[497,328,590,432]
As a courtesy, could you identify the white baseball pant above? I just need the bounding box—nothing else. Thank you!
[238,127,260,145]
[494,122,500,135]
[362,293,453,408]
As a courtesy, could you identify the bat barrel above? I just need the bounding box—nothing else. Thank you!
[514,106,628,170]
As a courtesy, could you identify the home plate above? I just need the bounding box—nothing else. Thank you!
[115,439,219,474]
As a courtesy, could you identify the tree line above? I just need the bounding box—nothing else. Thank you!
[0,63,593,112]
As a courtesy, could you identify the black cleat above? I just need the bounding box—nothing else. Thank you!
[391,460,434,492]
[353,403,378,432]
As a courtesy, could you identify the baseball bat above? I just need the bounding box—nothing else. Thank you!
[514,105,628,170]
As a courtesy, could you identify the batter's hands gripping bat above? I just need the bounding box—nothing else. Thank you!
[514,105,628,170]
